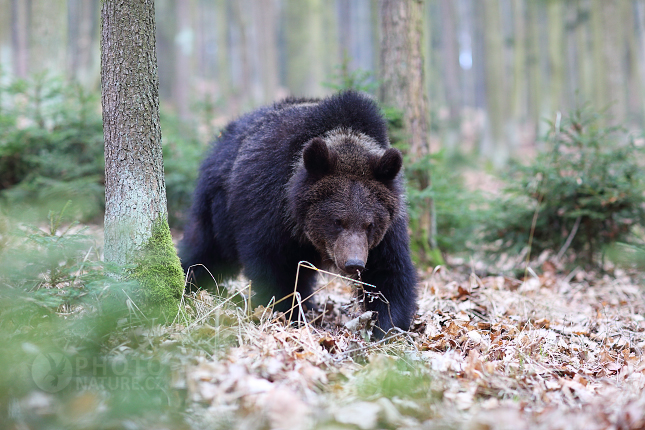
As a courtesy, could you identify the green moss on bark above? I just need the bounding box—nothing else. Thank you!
[131,217,184,321]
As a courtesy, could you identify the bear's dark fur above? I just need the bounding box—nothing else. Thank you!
[179,91,417,335]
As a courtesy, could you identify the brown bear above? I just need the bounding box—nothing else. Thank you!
[179,91,417,336]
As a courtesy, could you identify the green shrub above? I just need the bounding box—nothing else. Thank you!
[382,107,483,264]
[322,56,379,95]
[160,110,208,227]
[0,209,181,427]
[405,151,483,259]
[0,73,105,221]
[484,106,645,265]
[0,72,208,227]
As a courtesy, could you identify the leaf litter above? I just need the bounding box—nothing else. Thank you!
[170,261,645,429]
[14,259,645,429]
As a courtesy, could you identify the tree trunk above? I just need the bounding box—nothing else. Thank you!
[101,0,183,316]
[440,0,460,122]
[11,0,30,77]
[67,0,100,88]
[547,0,564,113]
[590,0,606,123]
[255,0,278,103]
[379,0,438,263]
[284,0,326,97]
[482,0,507,165]
[173,0,194,121]
[527,0,543,140]
[30,0,67,75]
[601,0,626,124]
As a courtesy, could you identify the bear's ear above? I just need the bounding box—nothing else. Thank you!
[374,148,402,182]
[303,138,335,178]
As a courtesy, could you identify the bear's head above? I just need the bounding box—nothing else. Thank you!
[289,132,403,276]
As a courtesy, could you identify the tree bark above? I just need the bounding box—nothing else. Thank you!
[101,4,168,263]
[379,0,429,160]
[379,0,437,260]
[101,0,183,316]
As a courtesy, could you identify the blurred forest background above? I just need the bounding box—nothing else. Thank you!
[1,0,645,267]
[2,0,645,165]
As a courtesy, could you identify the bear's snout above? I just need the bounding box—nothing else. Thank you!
[334,231,368,275]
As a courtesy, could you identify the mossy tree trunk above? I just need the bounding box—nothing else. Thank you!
[101,0,183,318]
[379,0,439,265]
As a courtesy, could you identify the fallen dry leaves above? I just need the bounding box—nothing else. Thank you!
[172,264,645,429]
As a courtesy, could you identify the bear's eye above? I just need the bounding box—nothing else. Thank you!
[334,219,343,229]
[366,222,374,233]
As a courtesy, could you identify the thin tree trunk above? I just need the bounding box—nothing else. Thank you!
[527,0,543,140]
[174,0,193,121]
[101,1,167,264]
[215,0,230,100]
[590,0,606,122]
[440,0,460,122]
[101,0,183,315]
[11,0,30,77]
[379,0,437,259]
[601,0,626,124]
[547,0,564,113]
[255,0,278,103]
[284,0,326,96]
[511,1,527,125]
[30,0,67,74]
[483,0,507,165]
[635,0,645,125]
[67,0,99,87]
[575,0,593,106]
[623,0,642,118]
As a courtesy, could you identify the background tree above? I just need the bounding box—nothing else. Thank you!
[379,0,438,263]
[101,0,183,316]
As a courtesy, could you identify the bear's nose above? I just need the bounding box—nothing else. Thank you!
[344,258,365,274]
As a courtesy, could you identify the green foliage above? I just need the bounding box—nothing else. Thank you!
[323,56,379,94]
[0,209,185,427]
[483,106,645,265]
[130,217,185,320]
[0,73,203,228]
[406,152,484,256]
[0,203,101,311]
[383,106,482,264]
[160,110,208,227]
[0,73,105,221]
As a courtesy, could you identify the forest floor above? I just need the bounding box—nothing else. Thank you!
[162,259,645,429]
[9,229,645,429]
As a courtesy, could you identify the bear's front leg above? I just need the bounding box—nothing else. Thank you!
[361,218,418,337]
[239,241,320,317]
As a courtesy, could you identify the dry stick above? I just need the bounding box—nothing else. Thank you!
[556,215,582,261]
[283,261,378,325]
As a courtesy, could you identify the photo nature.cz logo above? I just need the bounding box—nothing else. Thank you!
[31,352,165,393]
[31,353,73,393]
